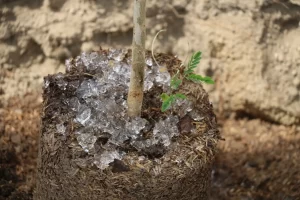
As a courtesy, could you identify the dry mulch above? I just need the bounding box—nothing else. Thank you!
[0,93,299,200]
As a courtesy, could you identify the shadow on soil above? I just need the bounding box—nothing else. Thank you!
[210,119,300,200]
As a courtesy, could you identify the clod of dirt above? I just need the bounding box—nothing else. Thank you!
[35,49,220,200]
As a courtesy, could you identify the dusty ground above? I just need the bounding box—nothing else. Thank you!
[0,92,299,200]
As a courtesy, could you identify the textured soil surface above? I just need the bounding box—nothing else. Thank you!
[0,93,299,200]
[34,51,218,200]
[1,1,299,199]
[211,117,300,200]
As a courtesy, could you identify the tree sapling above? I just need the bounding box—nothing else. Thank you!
[127,0,147,117]
[160,51,215,112]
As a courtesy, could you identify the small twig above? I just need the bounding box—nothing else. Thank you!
[151,29,166,68]
[151,28,190,71]
[83,73,95,77]
[272,0,289,9]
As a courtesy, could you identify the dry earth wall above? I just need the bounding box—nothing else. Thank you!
[0,0,299,124]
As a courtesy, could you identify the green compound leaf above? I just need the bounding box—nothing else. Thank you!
[170,76,182,90]
[161,99,172,112]
[161,50,214,112]
[187,73,215,84]
[201,76,215,84]
[160,93,170,101]
[184,68,193,76]
[161,95,176,112]
[189,51,201,68]
[174,93,186,99]
[161,93,187,112]
[185,51,202,75]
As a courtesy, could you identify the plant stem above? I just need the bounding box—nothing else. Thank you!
[127,0,147,117]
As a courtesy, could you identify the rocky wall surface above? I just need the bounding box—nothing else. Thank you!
[0,0,299,124]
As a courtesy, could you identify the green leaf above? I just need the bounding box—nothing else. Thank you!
[171,79,182,90]
[160,93,169,101]
[174,93,186,99]
[184,68,193,76]
[161,95,176,112]
[189,51,201,67]
[187,73,215,84]
[184,51,202,76]
[189,51,202,68]
[170,76,182,90]
[186,73,202,82]
[161,99,172,112]
[201,76,215,84]
[161,93,187,112]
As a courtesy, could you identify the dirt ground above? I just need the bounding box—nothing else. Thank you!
[0,92,299,200]
[1,1,299,199]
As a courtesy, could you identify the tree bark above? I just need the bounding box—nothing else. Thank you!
[127,0,147,117]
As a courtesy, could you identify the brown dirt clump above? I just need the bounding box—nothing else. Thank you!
[34,50,220,200]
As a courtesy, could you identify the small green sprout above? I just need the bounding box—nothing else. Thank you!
[170,70,182,90]
[184,51,215,84]
[160,51,214,112]
[160,93,186,112]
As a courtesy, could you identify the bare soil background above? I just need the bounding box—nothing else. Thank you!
[0,0,300,199]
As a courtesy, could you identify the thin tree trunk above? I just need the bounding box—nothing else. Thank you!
[127,0,147,117]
